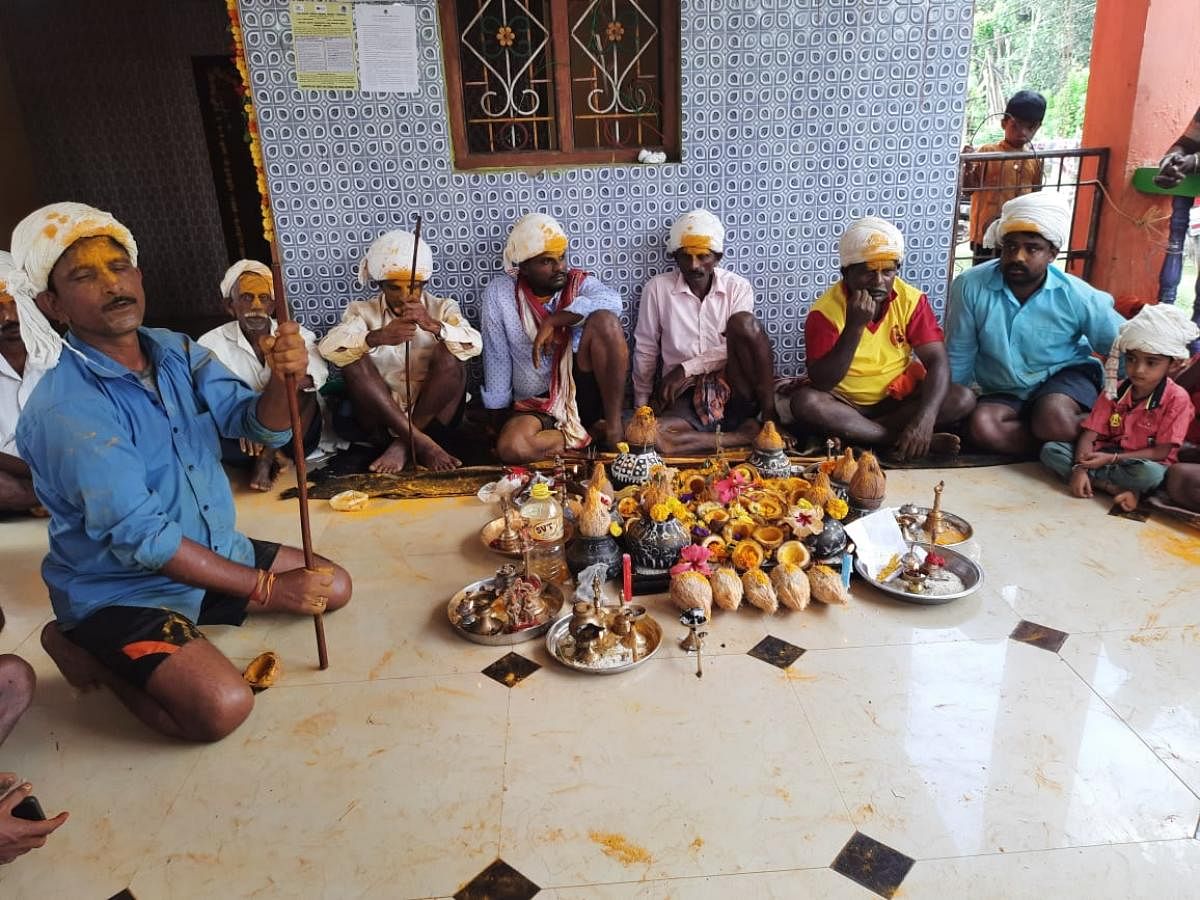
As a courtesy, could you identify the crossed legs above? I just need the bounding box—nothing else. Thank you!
[787,383,975,456]
[655,312,775,456]
[495,310,628,463]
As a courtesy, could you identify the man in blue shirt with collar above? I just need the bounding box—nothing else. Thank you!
[946,192,1121,455]
[11,203,352,743]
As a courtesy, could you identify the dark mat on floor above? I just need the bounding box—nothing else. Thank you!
[1145,494,1200,530]
[280,455,506,501]
[879,451,1024,470]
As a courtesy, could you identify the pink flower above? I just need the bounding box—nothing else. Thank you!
[669,543,713,576]
[713,469,750,504]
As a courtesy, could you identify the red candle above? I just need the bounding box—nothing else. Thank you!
[622,553,632,603]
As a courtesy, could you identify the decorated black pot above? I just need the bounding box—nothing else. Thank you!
[566,534,622,581]
[806,518,848,565]
[624,515,690,574]
[610,443,664,490]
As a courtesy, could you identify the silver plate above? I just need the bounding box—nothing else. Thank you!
[545,612,663,674]
[854,542,983,605]
[895,507,974,546]
[447,578,566,645]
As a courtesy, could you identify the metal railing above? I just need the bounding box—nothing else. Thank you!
[948,146,1109,292]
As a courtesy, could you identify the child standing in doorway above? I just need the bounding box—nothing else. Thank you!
[962,90,1047,266]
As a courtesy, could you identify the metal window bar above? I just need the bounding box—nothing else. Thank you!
[949,147,1110,294]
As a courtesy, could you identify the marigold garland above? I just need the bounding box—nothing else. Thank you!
[226,0,275,244]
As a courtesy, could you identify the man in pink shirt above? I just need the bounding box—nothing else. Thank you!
[632,210,776,454]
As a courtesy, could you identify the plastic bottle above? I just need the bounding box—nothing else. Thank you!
[520,482,567,584]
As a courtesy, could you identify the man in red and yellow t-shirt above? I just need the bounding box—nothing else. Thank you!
[781,217,976,459]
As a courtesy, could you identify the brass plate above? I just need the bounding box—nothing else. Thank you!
[481,516,576,558]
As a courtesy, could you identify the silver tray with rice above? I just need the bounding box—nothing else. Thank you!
[854,541,983,605]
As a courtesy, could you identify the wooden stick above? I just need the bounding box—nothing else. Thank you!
[269,255,329,670]
[405,215,422,470]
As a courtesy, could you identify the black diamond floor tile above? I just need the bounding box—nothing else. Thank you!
[454,858,540,900]
[747,635,806,669]
[482,651,541,687]
[106,890,137,900]
[830,831,915,898]
[1009,619,1069,653]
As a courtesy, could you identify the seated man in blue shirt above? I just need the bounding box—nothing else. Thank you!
[11,203,352,743]
[946,192,1121,455]
[480,213,628,463]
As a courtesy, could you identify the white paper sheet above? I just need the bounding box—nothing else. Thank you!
[844,508,911,581]
[354,3,419,93]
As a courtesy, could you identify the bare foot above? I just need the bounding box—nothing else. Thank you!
[249,452,282,492]
[41,622,105,691]
[596,420,623,452]
[369,439,410,474]
[929,432,962,456]
[416,437,461,472]
[1112,490,1139,512]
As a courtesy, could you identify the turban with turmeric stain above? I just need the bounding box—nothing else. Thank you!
[983,191,1071,251]
[503,213,568,275]
[667,209,725,255]
[220,259,274,301]
[0,249,61,369]
[357,229,434,286]
[11,202,139,294]
[838,217,904,268]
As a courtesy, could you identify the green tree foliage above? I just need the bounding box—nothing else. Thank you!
[966,0,1096,144]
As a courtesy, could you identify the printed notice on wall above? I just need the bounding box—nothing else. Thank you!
[290,2,358,90]
[354,3,419,93]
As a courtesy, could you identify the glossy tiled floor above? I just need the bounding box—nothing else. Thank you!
[1,463,1199,899]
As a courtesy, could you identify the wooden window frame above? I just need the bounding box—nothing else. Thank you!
[438,0,680,170]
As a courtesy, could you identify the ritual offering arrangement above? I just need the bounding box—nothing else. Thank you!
[610,406,665,489]
[546,564,663,673]
[894,480,974,546]
[478,468,577,559]
[448,562,565,645]
[847,506,982,605]
[604,423,856,613]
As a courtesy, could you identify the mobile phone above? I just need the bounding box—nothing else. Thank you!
[11,795,45,821]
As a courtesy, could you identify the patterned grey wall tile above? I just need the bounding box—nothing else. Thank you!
[238,0,971,375]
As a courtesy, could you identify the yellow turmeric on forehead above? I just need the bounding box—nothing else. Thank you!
[678,234,715,254]
[865,257,899,271]
[236,272,273,297]
[64,235,129,270]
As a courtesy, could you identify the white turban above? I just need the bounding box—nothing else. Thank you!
[667,209,725,255]
[220,259,273,301]
[503,213,568,275]
[358,229,434,286]
[0,250,62,369]
[838,217,905,268]
[983,192,1071,250]
[11,202,138,293]
[1103,303,1200,398]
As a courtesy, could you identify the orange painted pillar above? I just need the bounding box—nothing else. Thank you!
[1074,0,1200,306]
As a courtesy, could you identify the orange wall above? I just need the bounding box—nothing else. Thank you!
[1079,0,1200,302]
